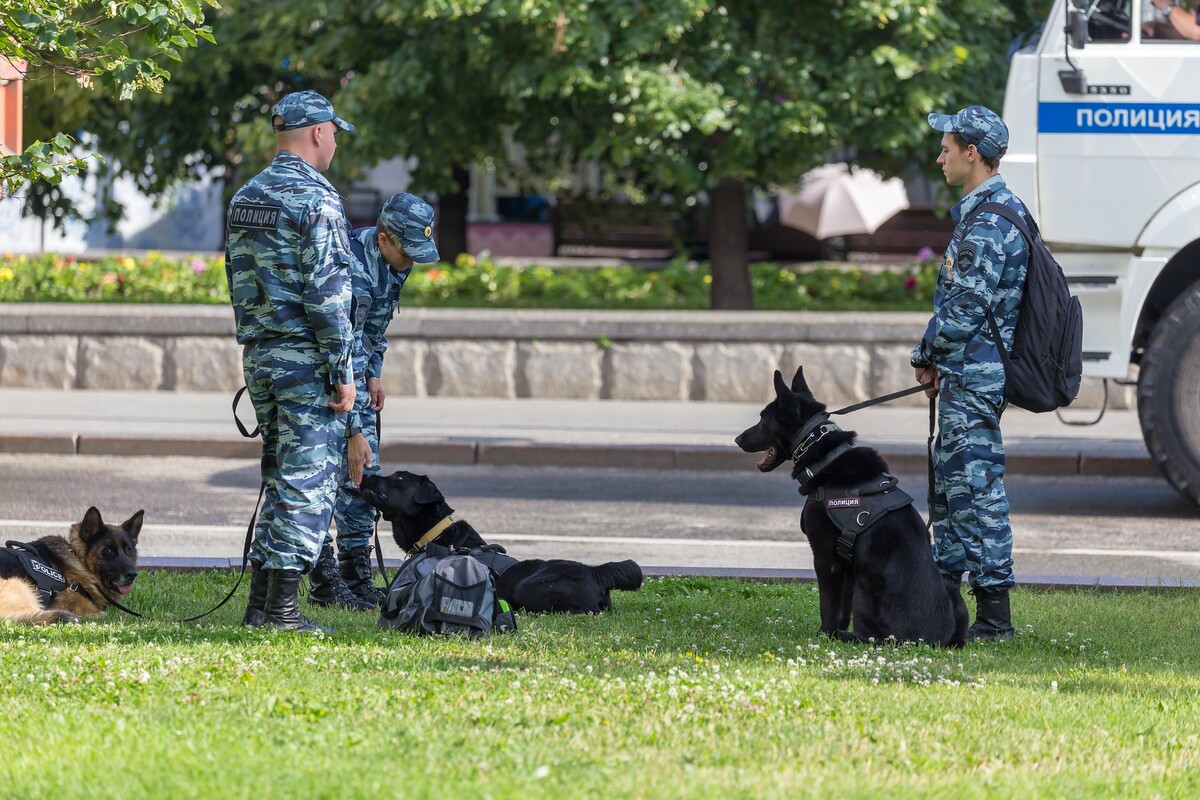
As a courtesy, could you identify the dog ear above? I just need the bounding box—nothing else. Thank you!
[773,370,790,400]
[414,480,444,505]
[78,507,105,544]
[122,510,145,543]
[791,365,810,394]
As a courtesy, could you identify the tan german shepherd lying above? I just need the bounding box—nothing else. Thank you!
[0,507,143,625]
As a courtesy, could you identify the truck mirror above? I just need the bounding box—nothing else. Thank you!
[1058,69,1088,94]
[1067,8,1088,49]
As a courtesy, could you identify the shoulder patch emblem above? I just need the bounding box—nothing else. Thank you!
[956,242,977,276]
[229,202,283,231]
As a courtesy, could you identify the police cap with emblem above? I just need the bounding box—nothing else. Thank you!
[379,193,440,264]
[927,105,1009,159]
[271,90,356,133]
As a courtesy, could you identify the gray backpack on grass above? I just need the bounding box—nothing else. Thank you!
[380,543,516,637]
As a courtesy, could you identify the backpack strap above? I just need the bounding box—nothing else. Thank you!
[960,200,1035,356]
[973,201,1038,243]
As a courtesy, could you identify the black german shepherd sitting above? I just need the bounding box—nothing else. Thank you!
[359,471,643,614]
[736,366,967,647]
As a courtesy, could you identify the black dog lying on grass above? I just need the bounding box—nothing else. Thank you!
[359,471,643,614]
[735,366,968,647]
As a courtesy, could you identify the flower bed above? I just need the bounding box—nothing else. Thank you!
[0,251,939,311]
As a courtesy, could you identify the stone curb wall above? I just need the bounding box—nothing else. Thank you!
[0,305,1130,409]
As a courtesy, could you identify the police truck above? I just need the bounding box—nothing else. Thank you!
[1005,0,1200,505]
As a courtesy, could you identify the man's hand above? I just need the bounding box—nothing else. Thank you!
[348,432,372,486]
[329,382,356,413]
[915,366,940,399]
[367,377,385,412]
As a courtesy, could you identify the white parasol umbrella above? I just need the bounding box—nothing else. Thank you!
[778,163,910,240]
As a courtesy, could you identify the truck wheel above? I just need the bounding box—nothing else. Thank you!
[1138,281,1200,507]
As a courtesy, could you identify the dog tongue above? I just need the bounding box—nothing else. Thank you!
[117,584,133,596]
[757,448,775,469]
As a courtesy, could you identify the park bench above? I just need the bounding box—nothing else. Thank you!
[552,198,684,259]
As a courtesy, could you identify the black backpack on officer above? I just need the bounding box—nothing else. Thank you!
[966,201,1084,413]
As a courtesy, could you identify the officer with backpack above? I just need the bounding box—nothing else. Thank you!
[910,105,1028,642]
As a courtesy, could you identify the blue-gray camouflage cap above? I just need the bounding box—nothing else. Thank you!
[379,193,440,264]
[927,105,1008,159]
[271,90,355,133]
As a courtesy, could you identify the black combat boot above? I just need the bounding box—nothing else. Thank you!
[264,569,332,634]
[241,561,270,627]
[309,539,374,611]
[966,587,1015,642]
[339,545,386,608]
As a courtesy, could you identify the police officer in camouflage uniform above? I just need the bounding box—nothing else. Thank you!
[308,193,440,609]
[910,106,1028,642]
[225,90,357,633]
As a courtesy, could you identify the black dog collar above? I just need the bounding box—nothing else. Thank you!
[790,413,840,462]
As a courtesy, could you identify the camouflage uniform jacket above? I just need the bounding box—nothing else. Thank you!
[345,226,411,437]
[911,175,1029,395]
[225,151,355,387]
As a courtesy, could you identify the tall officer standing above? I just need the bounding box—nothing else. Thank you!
[910,105,1029,642]
[225,90,357,633]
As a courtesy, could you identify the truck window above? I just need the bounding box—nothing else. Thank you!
[1143,0,1200,40]
[1090,0,1132,41]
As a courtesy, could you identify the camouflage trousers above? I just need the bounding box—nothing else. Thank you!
[332,392,381,552]
[243,341,344,571]
[930,377,1015,592]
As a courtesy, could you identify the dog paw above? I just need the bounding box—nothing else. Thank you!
[53,610,81,624]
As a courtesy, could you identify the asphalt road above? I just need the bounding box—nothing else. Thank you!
[0,453,1196,581]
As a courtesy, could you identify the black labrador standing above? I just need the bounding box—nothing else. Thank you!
[359,471,643,614]
[735,366,967,647]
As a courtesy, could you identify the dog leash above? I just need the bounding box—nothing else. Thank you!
[372,408,391,588]
[827,381,934,416]
[151,387,264,623]
[154,389,264,623]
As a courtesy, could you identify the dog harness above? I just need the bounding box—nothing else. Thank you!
[1,541,76,603]
[789,414,916,564]
[809,477,916,564]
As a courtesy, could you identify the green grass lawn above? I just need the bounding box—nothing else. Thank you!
[2,574,1198,799]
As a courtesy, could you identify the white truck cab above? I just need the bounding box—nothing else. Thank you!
[1004,0,1200,504]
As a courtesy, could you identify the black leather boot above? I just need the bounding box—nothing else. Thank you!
[966,587,1015,642]
[339,545,386,608]
[264,569,332,633]
[242,561,270,627]
[309,539,374,611]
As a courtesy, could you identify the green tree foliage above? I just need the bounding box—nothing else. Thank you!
[1,0,218,195]
[22,0,1051,308]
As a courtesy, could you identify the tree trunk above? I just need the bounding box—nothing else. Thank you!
[437,164,470,263]
[708,177,753,310]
